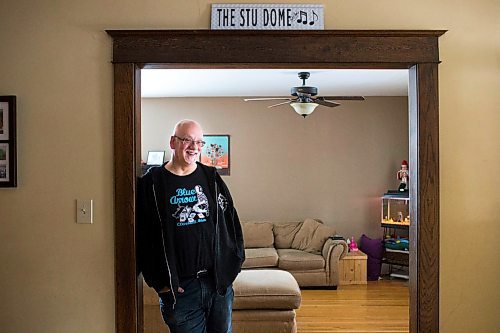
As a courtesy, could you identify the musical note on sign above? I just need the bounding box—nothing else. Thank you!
[310,11,319,25]
[293,10,319,26]
[296,10,307,24]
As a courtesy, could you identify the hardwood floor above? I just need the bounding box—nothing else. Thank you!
[143,279,409,333]
[297,280,409,333]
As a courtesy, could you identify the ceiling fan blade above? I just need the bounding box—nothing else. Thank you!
[268,101,292,108]
[314,99,340,108]
[319,96,365,101]
[244,97,292,101]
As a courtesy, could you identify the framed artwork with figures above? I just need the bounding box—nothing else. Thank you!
[200,135,230,176]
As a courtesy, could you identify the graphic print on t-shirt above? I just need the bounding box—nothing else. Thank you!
[170,185,210,226]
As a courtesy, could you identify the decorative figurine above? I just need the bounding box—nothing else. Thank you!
[397,211,403,222]
[396,160,409,191]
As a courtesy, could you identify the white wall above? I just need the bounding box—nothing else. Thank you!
[0,1,498,332]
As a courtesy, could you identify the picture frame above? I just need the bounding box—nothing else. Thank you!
[146,151,165,165]
[0,96,16,188]
[200,135,230,176]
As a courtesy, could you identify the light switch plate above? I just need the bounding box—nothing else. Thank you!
[76,199,93,224]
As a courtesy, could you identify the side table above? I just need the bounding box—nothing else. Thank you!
[339,250,367,285]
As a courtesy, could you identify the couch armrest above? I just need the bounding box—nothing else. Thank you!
[322,239,348,286]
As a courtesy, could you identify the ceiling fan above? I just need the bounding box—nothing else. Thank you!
[244,72,365,118]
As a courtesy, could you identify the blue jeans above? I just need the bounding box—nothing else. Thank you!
[159,275,233,333]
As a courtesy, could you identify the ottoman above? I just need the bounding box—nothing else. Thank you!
[232,269,302,333]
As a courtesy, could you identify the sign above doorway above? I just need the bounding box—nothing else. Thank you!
[211,4,324,30]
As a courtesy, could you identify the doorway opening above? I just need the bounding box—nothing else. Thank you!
[107,30,444,333]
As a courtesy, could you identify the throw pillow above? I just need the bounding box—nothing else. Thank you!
[273,222,302,249]
[359,234,384,281]
[291,218,335,254]
[241,221,274,248]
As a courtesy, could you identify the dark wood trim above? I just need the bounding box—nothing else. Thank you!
[113,63,141,333]
[106,30,444,65]
[142,63,417,69]
[409,64,440,333]
[107,30,443,333]
[134,65,144,333]
[107,29,446,37]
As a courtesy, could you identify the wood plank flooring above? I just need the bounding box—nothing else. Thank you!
[143,279,409,333]
[297,280,409,333]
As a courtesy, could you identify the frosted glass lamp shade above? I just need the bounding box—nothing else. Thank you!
[290,102,319,118]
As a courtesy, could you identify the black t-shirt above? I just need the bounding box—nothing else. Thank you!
[162,166,215,278]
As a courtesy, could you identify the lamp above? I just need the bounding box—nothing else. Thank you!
[290,102,319,118]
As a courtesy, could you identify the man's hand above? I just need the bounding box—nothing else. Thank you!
[158,286,184,294]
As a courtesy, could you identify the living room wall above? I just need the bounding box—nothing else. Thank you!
[142,97,409,239]
[1,0,498,332]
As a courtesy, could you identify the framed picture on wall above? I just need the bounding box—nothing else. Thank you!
[0,99,11,141]
[200,135,230,176]
[0,96,16,188]
[146,151,165,165]
[0,143,9,182]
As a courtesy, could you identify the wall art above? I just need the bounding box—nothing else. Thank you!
[200,135,230,176]
[0,96,17,187]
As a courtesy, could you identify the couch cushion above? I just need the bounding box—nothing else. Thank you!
[233,269,301,310]
[242,248,279,268]
[277,249,325,270]
[273,222,302,249]
[290,218,335,254]
[360,234,384,281]
[242,221,274,248]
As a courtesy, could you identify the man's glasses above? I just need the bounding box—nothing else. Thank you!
[174,136,206,147]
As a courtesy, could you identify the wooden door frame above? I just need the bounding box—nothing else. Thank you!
[107,30,445,333]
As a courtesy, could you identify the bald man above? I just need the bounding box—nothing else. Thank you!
[137,120,244,333]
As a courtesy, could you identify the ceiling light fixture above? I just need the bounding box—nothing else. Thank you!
[290,102,319,118]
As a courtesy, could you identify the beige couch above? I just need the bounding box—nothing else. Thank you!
[241,218,348,288]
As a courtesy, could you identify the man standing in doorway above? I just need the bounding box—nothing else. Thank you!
[137,119,245,333]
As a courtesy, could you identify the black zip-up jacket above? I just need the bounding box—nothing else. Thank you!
[137,162,245,300]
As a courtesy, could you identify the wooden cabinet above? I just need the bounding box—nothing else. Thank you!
[339,250,367,285]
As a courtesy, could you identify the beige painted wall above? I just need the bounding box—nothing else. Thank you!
[0,0,498,332]
[142,97,408,239]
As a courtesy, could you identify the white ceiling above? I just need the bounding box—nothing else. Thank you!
[141,69,409,98]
